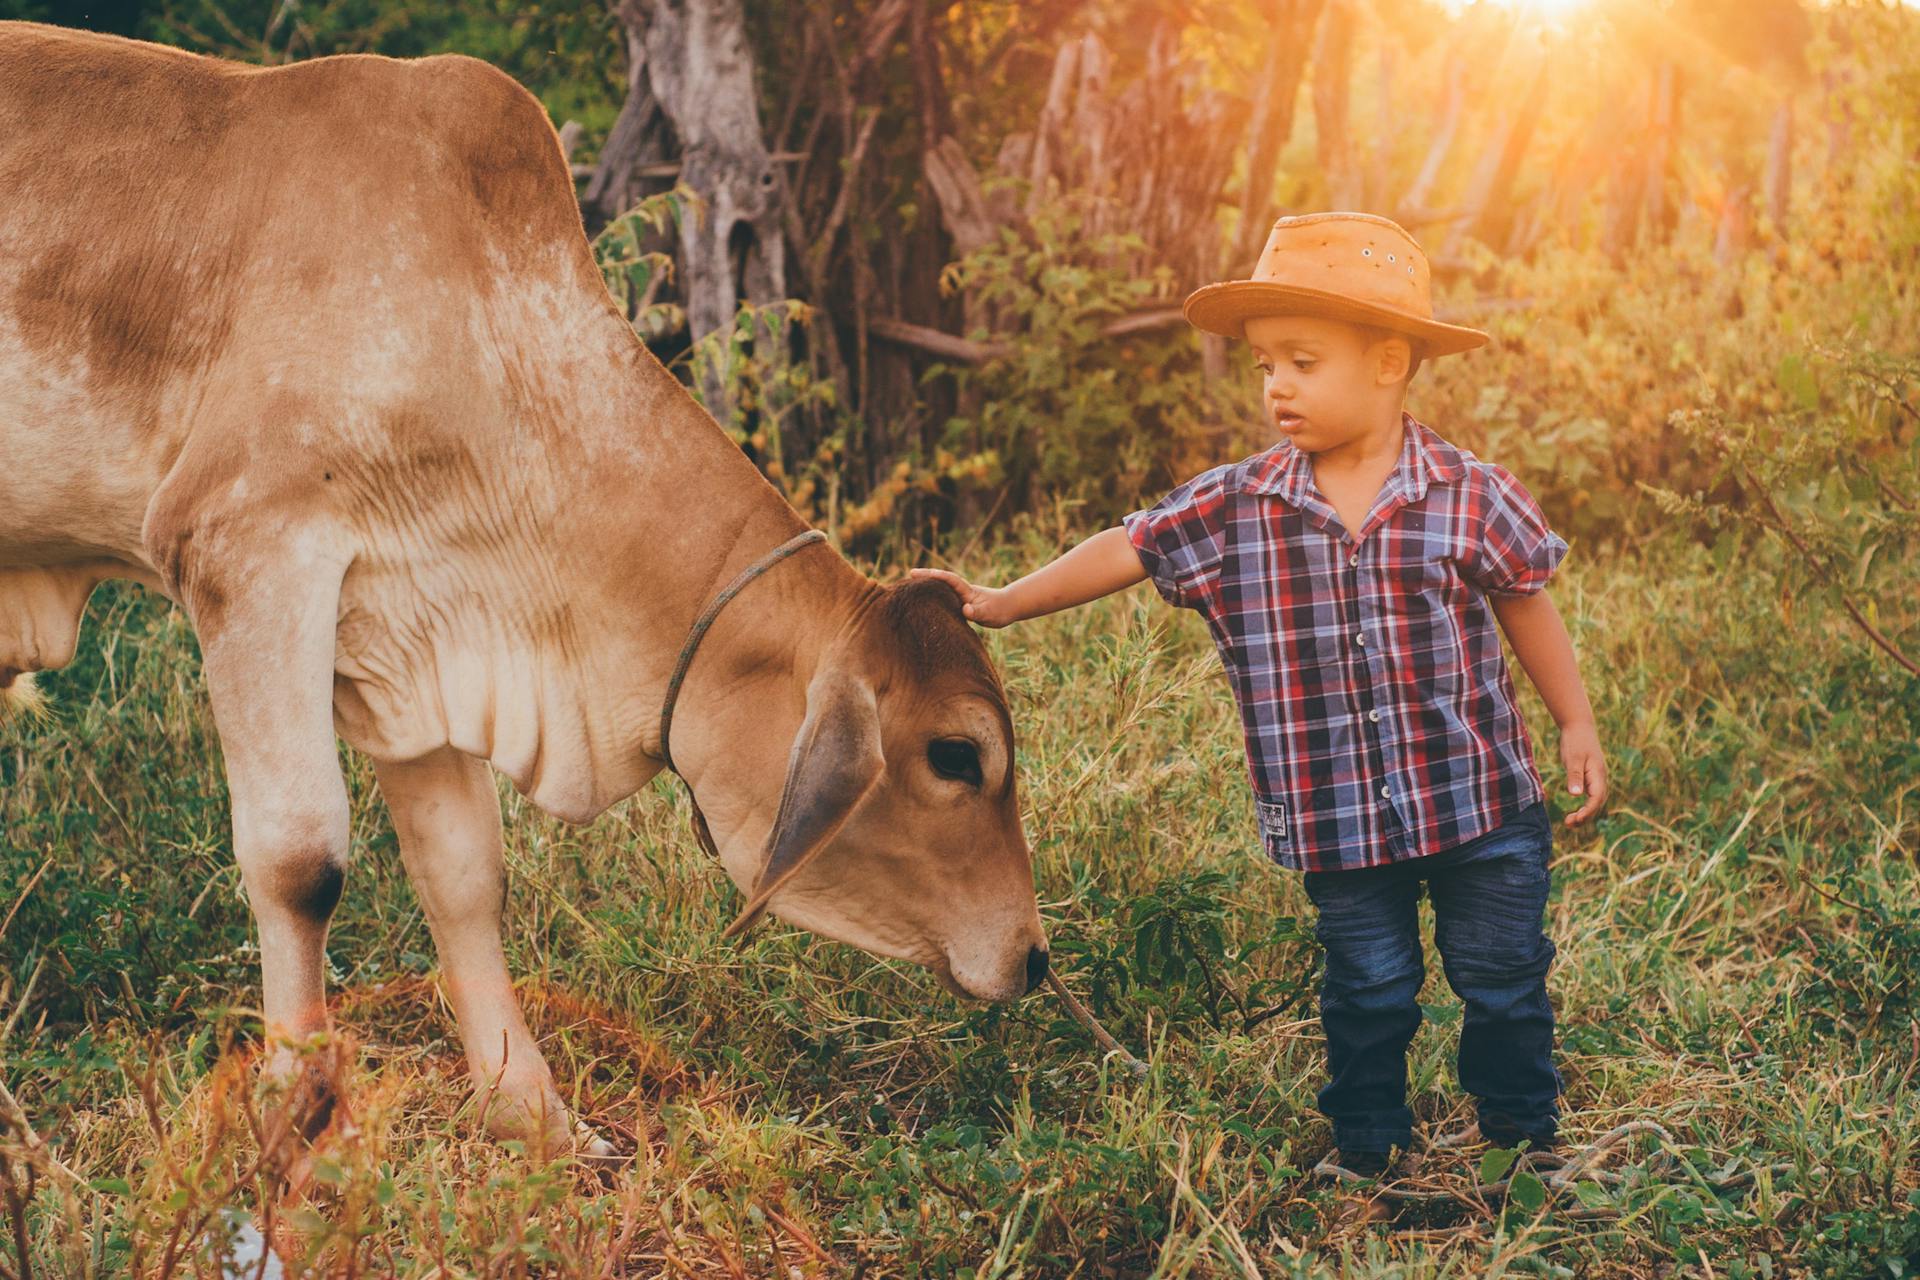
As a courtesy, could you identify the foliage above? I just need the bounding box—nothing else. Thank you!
[932,196,1243,523]
[1053,869,1317,1037]
[589,187,689,345]
[1644,342,1919,677]
[25,0,1920,556]
[138,0,625,132]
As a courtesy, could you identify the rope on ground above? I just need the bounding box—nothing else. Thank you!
[1044,972,1151,1080]
[1318,1121,1796,1213]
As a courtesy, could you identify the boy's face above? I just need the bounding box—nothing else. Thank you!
[1242,314,1412,453]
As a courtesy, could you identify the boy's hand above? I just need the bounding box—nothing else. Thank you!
[909,567,1018,628]
[909,528,1147,628]
[1558,722,1608,827]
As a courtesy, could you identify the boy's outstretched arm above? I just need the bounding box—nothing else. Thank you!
[910,526,1148,628]
[1490,590,1609,827]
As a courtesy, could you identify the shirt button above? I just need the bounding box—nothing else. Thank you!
[1368,708,1381,722]
[1355,631,1367,646]
[1349,554,1359,567]
[1379,785,1391,800]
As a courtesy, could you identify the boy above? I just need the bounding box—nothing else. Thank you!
[912,212,1608,1178]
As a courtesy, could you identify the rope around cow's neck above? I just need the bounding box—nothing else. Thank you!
[657,528,828,773]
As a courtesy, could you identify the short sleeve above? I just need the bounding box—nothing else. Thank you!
[1464,463,1569,597]
[1122,466,1231,613]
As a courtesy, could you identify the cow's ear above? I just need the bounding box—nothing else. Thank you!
[722,664,884,939]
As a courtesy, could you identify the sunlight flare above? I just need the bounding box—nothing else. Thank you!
[1445,0,1594,20]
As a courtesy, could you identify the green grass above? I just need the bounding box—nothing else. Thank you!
[3,515,1919,1277]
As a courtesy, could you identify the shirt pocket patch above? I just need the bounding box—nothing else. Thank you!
[1256,798,1291,846]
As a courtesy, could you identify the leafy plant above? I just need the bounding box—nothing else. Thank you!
[1643,342,1919,677]
[590,187,691,344]
[931,193,1243,523]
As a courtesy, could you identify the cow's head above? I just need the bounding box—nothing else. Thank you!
[708,578,1046,1003]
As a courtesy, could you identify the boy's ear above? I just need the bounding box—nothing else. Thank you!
[1375,334,1414,386]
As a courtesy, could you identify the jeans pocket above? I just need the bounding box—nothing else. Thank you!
[1451,806,1551,874]
[1514,802,1554,869]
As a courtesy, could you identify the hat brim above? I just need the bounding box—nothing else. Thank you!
[1182,282,1490,358]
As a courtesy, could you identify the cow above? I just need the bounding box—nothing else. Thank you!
[0,21,1047,1161]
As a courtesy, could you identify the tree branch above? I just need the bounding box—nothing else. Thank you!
[1741,462,1919,676]
[868,307,1190,363]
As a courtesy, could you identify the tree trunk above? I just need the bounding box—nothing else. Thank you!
[1764,94,1794,238]
[1399,48,1464,220]
[611,0,788,419]
[1713,176,1753,266]
[579,12,673,239]
[908,0,955,149]
[1233,0,1327,266]
[1641,60,1680,245]
[1313,0,1357,209]
[1446,52,1550,255]
[1364,36,1397,212]
[1600,73,1650,265]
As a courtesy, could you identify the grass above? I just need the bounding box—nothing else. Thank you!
[2,507,1919,1276]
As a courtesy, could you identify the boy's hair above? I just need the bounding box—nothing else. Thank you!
[1354,323,1424,386]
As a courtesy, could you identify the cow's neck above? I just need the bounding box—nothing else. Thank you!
[333,302,872,825]
[334,272,875,821]
[555,333,878,823]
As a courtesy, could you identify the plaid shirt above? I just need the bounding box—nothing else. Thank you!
[1123,410,1569,872]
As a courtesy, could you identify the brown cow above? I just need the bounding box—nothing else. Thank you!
[0,22,1046,1159]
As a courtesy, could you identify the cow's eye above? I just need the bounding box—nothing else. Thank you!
[927,738,983,787]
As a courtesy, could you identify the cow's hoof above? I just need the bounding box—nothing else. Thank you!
[578,1128,622,1162]
[482,1088,629,1171]
[570,1119,629,1185]
[259,1060,344,1192]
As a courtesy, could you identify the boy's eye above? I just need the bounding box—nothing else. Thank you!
[1294,359,1316,371]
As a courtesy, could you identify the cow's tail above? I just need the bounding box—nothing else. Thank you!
[0,670,48,725]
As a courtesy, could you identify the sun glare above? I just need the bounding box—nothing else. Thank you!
[1442,0,1592,21]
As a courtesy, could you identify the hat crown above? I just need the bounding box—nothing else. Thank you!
[1250,212,1434,320]
[1178,208,1488,357]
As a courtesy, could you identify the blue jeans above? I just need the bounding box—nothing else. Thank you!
[1302,801,1561,1154]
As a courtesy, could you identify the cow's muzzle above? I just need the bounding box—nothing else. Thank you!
[1024,945,1050,995]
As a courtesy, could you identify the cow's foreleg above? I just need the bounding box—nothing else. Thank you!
[189,556,354,1176]
[375,748,618,1160]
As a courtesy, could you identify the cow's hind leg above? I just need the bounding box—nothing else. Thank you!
[186,550,355,1175]
[375,748,619,1161]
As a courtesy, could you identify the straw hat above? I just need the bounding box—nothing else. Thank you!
[1183,212,1489,358]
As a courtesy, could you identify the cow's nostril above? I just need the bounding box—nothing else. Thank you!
[1024,945,1050,995]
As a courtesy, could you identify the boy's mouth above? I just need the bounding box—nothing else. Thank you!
[1277,412,1305,431]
